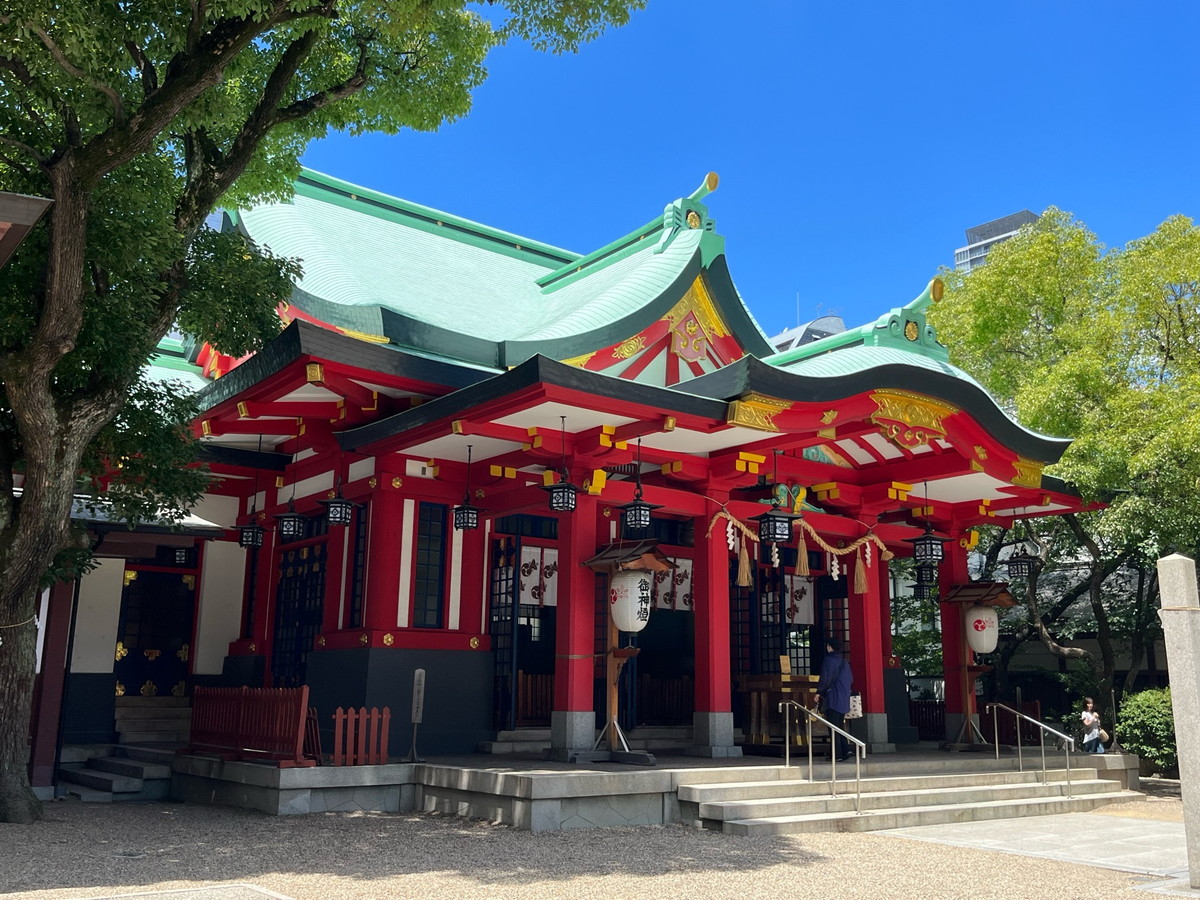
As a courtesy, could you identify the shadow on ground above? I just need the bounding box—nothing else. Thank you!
[0,799,823,896]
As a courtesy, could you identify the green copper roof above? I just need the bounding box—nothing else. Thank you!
[229,168,750,366]
[768,279,950,369]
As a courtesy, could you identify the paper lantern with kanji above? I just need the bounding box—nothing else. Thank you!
[965,604,999,653]
[610,569,653,633]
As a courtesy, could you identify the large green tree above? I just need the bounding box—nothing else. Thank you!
[931,208,1200,710]
[0,0,642,823]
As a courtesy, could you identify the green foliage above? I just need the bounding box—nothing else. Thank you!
[929,209,1200,695]
[1118,688,1178,777]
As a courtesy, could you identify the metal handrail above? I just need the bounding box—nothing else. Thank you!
[778,700,867,813]
[986,701,1075,798]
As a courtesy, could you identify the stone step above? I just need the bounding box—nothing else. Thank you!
[117,744,180,765]
[116,696,191,708]
[680,767,1100,803]
[116,706,192,722]
[89,755,173,780]
[59,744,116,764]
[57,764,143,794]
[65,784,115,803]
[699,778,1118,822]
[721,790,1139,835]
[118,729,190,744]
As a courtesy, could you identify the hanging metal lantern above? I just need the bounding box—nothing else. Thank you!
[238,522,264,549]
[173,546,194,566]
[542,477,578,513]
[319,492,356,526]
[750,506,801,544]
[453,499,481,531]
[610,568,653,633]
[620,496,661,532]
[274,500,305,541]
[905,522,947,565]
[915,564,939,585]
[965,603,999,653]
[1005,549,1035,579]
[453,445,482,531]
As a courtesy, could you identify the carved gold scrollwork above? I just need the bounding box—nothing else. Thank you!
[123,570,138,587]
[144,649,161,661]
[612,335,646,360]
[171,681,187,697]
[115,681,126,697]
[1011,457,1045,488]
[140,680,158,697]
[181,575,195,591]
[176,644,189,662]
[726,393,790,433]
[115,641,129,661]
[869,390,957,450]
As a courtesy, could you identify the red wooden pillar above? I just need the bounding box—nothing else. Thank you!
[549,493,598,756]
[362,486,404,633]
[939,532,972,738]
[690,491,739,756]
[847,548,887,743]
[28,581,74,792]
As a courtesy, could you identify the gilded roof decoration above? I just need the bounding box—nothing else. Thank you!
[664,276,729,339]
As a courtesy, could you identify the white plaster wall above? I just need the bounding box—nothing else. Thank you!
[71,559,125,673]
[194,540,247,675]
[193,493,239,529]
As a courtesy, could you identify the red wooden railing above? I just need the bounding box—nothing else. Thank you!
[331,706,391,766]
[187,686,317,768]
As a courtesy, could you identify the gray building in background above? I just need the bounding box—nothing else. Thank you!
[954,210,1039,272]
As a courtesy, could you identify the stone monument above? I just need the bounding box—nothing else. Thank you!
[1156,553,1200,890]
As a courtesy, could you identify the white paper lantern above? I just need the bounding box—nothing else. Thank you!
[610,569,653,633]
[965,604,999,653]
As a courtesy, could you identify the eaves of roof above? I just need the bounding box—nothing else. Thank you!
[339,354,729,454]
[685,355,1073,464]
[194,320,491,414]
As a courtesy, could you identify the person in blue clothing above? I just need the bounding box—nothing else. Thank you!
[817,637,853,761]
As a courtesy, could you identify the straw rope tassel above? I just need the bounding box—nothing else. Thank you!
[737,535,753,587]
[796,525,811,576]
[854,545,868,594]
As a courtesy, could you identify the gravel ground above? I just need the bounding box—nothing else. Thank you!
[0,797,1182,900]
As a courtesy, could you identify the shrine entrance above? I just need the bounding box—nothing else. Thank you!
[114,568,196,699]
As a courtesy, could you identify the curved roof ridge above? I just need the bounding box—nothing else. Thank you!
[297,168,580,265]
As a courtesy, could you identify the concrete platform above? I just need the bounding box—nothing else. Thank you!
[169,747,1142,834]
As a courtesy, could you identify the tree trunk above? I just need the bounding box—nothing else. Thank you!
[0,583,41,823]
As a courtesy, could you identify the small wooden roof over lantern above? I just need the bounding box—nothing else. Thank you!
[941,582,1016,608]
[583,540,677,574]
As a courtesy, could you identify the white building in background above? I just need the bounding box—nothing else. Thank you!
[954,210,1039,273]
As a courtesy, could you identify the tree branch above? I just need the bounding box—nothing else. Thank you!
[0,134,47,165]
[123,40,158,94]
[174,26,324,233]
[273,38,374,125]
[27,23,126,125]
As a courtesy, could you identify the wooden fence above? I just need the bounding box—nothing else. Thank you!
[331,706,391,766]
[187,685,316,767]
[908,699,945,741]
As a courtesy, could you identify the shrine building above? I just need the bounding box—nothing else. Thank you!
[28,171,1093,785]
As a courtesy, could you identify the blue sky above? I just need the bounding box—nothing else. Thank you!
[301,0,1200,338]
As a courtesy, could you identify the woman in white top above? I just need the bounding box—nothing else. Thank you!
[1080,696,1105,753]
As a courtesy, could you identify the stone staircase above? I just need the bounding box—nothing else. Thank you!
[57,744,177,802]
[678,756,1139,834]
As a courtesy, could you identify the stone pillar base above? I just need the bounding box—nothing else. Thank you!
[548,710,596,759]
[853,711,895,753]
[687,712,742,758]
